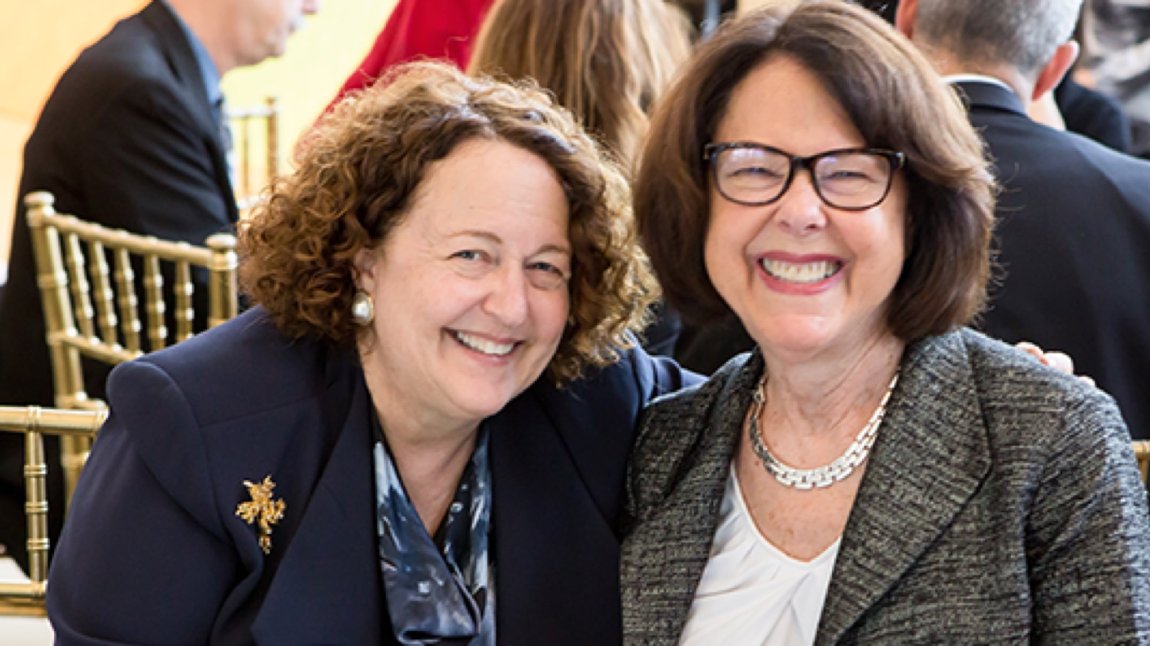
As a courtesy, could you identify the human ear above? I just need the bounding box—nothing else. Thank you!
[894,0,917,38]
[353,247,378,292]
[1032,40,1080,102]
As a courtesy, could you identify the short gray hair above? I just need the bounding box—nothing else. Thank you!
[912,0,1082,78]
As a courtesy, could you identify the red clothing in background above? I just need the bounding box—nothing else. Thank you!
[331,0,495,105]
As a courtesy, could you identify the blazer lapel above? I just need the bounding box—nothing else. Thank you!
[816,332,991,643]
[251,363,385,644]
[141,1,237,221]
[621,354,760,642]
[488,388,627,645]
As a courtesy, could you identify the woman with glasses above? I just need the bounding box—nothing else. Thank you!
[621,3,1150,643]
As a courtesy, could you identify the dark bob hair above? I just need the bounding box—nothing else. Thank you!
[239,61,656,384]
[635,0,995,340]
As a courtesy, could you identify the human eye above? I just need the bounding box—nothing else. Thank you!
[528,260,565,275]
[820,154,886,184]
[821,169,874,186]
[728,165,781,179]
[448,249,494,277]
[526,258,570,290]
[721,149,786,186]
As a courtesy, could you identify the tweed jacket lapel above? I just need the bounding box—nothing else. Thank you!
[816,332,991,643]
[621,352,761,642]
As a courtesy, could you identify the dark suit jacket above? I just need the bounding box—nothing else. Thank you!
[673,312,753,376]
[954,81,1150,441]
[622,330,1150,643]
[1054,76,1133,153]
[0,0,235,570]
[46,307,695,645]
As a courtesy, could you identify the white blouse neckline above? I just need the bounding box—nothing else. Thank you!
[730,464,841,566]
[678,465,840,646]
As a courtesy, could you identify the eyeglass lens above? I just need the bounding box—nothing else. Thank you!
[714,147,894,209]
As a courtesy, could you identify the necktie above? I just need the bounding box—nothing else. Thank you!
[212,95,237,187]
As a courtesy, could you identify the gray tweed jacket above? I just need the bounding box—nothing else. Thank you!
[621,328,1150,644]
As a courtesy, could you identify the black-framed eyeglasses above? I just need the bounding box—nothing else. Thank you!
[704,142,907,211]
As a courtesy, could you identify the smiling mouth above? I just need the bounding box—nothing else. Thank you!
[451,330,518,357]
[760,258,842,284]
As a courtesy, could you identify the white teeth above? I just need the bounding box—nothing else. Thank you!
[453,331,516,356]
[761,259,840,284]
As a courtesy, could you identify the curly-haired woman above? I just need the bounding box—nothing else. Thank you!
[47,61,695,645]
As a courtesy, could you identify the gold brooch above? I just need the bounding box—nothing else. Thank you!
[235,475,285,555]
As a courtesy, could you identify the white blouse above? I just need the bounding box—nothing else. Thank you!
[679,465,840,646]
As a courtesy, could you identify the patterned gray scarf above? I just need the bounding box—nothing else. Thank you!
[373,420,495,645]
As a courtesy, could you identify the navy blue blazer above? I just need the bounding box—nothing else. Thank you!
[955,81,1150,440]
[47,308,697,645]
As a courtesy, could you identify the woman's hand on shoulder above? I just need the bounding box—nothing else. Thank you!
[1015,341,1095,387]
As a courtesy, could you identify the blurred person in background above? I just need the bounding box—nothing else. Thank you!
[327,0,494,109]
[469,0,692,177]
[0,0,319,575]
[1079,0,1150,156]
[897,0,1150,440]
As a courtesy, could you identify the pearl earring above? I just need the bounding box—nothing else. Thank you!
[351,290,374,326]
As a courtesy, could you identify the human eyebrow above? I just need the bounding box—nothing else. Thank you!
[533,243,572,257]
[451,231,570,257]
[449,230,502,244]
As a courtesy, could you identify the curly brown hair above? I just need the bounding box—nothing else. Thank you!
[239,61,656,384]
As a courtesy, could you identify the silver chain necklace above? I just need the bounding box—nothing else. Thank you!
[747,369,900,490]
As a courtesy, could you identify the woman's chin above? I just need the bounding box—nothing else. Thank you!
[450,378,537,421]
[745,316,839,358]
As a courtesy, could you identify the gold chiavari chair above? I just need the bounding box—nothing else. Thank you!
[1133,440,1150,485]
[227,96,280,213]
[24,190,238,503]
[0,405,106,616]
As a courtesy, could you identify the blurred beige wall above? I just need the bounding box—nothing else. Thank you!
[0,1,145,275]
[0,0,392,277]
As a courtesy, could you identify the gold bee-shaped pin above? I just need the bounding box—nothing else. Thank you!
[235,475,285,555]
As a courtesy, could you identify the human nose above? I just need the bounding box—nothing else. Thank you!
[775,168,828,233]
[483,265,529,327]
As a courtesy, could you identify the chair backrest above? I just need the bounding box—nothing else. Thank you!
[1133,440,1150,485]
[0,405,106,616]
[227,96,279,213]
[24,190,238,500]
